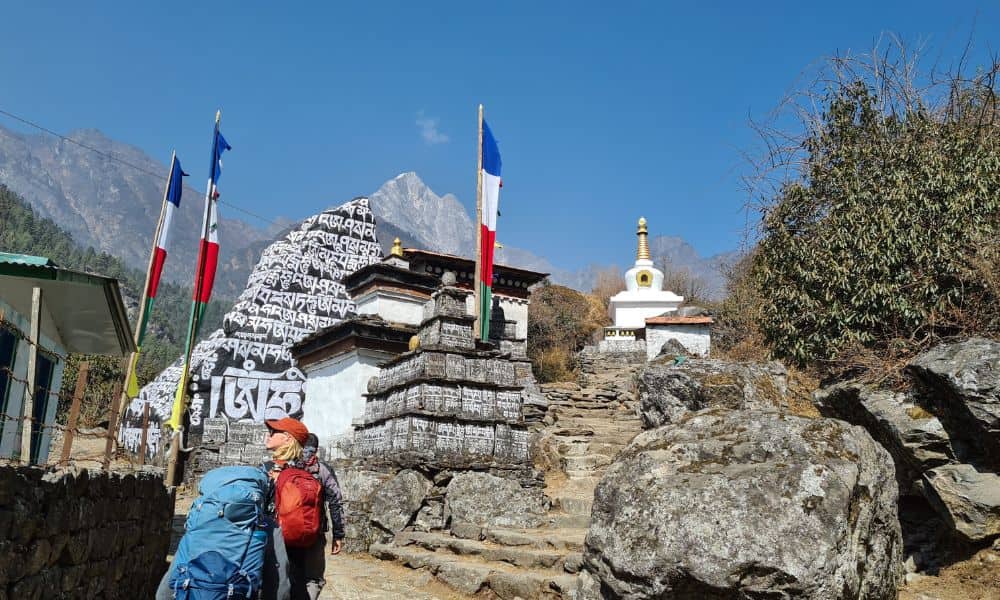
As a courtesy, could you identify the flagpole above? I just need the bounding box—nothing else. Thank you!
[474,104,484,340]
[166,112,221,487]
[119,151,177,413]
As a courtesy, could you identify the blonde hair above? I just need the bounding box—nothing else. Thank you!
[271,437,303,462]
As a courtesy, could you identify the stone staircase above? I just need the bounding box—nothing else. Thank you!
[368,360,645,599]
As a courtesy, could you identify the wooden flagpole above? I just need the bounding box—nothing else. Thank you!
[166,112,220,487]
[117,151,177,426]
[473,105,484,340]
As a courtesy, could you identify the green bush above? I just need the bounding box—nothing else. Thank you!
[747,79,1000,366]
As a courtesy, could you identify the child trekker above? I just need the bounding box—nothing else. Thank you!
[263,419,345,600]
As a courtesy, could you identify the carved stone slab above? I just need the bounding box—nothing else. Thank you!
[419,317,474,350]
[131,197,381,475]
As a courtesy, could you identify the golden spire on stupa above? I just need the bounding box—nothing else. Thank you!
[390,237,403,257]
[636,217,650,260]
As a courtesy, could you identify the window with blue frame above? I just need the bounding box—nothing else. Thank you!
[0,326,16,439]
[29,352,55,464]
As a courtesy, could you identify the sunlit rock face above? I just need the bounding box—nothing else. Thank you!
[582,410,902,600]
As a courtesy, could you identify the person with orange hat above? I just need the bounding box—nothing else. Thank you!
[264,417,310,461]
[262,417,342,600]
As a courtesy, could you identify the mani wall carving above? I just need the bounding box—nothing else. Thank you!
[352,284,534,468]
[120,197,381,470]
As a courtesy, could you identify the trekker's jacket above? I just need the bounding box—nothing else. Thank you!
[262,459,346,543]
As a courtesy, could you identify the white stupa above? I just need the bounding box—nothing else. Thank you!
[604,217,683,341]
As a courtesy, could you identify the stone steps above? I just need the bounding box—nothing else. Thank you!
[544,512,592,528]
[482,526,586,552]
[370,542,581,599]
[552,495,594,516]
[561,453,612,472]
[396,531,568,570]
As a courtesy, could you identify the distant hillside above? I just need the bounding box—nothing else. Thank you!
[0,185,227,422]
[0,125,273,298]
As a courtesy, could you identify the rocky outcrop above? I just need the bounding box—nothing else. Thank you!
[919,465,1000,542]
[370,470,433,535]
[582,410,902,599]
[637,359,789,428]
[333,468,392,554]
[813,338,1000,569]
[906,338,1000,468]
[814,383,956,486]
[444,472,550,534]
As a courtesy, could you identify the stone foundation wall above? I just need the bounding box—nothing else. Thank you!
[578,346,646,384]
[0,465,173,599]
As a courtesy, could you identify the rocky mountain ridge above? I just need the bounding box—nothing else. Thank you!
[0,125,276,298]
[0,125,735,298]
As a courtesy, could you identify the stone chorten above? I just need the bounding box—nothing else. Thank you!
[606,217,683,336]
[352,280,531,468]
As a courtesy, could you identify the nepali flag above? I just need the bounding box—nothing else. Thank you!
[478,119,502,340]
[193,128,231,331]
[126,155,187,398]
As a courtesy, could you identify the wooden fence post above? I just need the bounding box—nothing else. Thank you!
[138,402,150,466]
[60,362,89,464]
[102,381,123,471]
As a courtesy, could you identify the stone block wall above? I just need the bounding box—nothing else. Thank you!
[0,465,172,599]
[578,346,646,378]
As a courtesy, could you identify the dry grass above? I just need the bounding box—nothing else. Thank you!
[898,543,1000,600]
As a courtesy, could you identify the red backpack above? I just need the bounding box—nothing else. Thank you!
[275,467,323,548]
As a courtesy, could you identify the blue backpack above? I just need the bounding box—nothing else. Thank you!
[169,466,270,599]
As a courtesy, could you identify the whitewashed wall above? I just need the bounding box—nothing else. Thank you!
[300,348,395,457]
[646,324,711,360]
[355,290,426,326]
[464,294,530,339]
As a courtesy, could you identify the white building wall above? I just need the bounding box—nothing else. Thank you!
[464,294,530,339]
[610,299,683,329]
[300,348,394,458]
[646,324,711,361]
[355,290,427,326]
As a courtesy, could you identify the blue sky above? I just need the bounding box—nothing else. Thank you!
[1,2,997,272]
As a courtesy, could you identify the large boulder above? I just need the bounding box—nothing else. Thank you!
[919,464,1000,542]
[583,409,902,599]
[638,359,789,428]
[814,382,956,486]
[369,470,432,534]
[906,338,1000,468]
[336,467,393,553]
[444,472,549,534]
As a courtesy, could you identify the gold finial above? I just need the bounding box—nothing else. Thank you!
[637,217,650,260]
[390,238,403,257]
